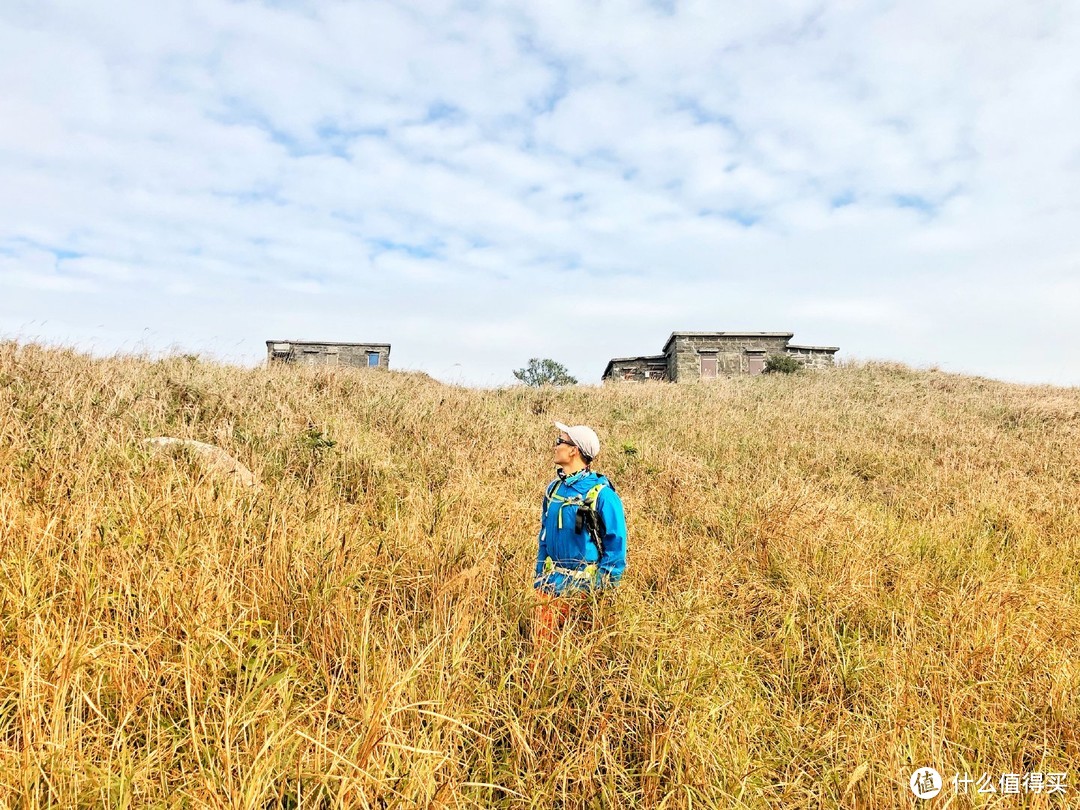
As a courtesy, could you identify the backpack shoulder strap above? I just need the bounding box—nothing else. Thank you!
[584,482,607,508]
[577,482,609,557]
[542,479,561,511]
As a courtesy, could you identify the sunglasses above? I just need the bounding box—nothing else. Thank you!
[554,437,577,448]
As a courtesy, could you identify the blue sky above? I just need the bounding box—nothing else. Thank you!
[2,0,1078,385]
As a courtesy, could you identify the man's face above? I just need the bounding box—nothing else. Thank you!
[553,432,578,467]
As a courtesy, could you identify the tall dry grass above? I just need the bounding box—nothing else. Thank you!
[1,340,1079,808]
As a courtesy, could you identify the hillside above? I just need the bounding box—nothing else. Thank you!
[2,341,1079,808]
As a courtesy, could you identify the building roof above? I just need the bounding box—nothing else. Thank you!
[787,344,840,352]
[266,340,391,348]
[661,331,794,354]
[601,354,667,379]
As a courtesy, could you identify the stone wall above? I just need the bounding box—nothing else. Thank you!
[784,346,838,371]
[265,341,391,369]
[668,334,792,381]
[605,356,669,382]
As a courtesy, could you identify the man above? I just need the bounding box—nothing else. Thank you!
[534,421,627,642]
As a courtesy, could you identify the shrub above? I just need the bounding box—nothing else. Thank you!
[764,353,803,374]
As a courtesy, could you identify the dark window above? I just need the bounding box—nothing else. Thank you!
[367,352,380,367]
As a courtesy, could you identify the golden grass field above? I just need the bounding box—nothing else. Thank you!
[2,341,1079,808]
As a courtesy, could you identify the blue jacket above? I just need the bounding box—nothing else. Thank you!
[534,469,627,595]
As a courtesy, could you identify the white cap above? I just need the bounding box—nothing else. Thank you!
[554,422,600,461]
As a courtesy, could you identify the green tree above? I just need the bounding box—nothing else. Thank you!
[513,358,578,387]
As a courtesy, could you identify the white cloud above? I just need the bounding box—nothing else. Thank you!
[1,0,1079,385]
[791,297,923,331]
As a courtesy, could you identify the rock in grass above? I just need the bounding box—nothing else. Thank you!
[144,437,258,488]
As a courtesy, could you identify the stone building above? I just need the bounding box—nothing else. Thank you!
[265,340,391,369]
[602,331,838,382]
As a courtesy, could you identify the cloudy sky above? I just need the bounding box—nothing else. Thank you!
[2,0,1078,386]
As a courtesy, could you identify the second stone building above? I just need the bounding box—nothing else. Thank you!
[602,331,838,382]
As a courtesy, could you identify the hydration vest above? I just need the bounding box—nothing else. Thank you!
[543,478,610,557]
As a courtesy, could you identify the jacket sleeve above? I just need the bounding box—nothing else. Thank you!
[597,487,627,585]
